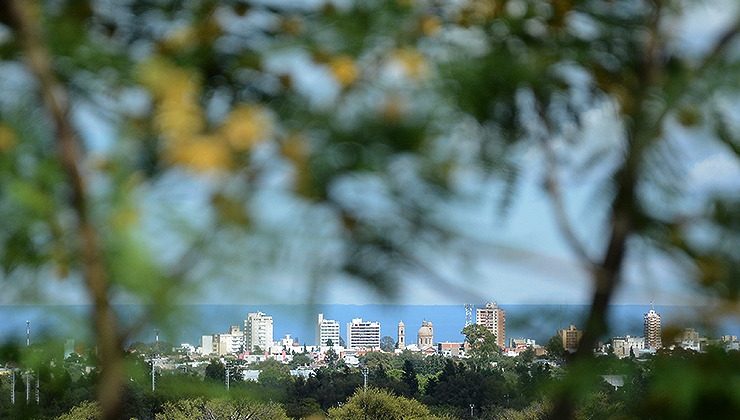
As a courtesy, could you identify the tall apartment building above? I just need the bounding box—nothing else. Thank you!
[244,312,273,352]
[476,301,506,349]
[643,306,662,349]
[558,324,583,353]
[347,318,381,350]
[316,313,341,346]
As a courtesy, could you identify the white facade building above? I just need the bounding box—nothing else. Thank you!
[612,335,645,358]
[213,325,244,355]
[347,318,381,350]
[317,313,341,346]
[200,335,215,355]
[245,312,274,352]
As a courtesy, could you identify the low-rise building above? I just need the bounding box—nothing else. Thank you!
[677,328,703,351]
[437,342,465,357]
[612,335,645,358]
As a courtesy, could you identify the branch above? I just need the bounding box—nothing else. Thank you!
[540,138,597,270]
[533,100,596,271]
[696,16,740,75]
[6,2,124,419]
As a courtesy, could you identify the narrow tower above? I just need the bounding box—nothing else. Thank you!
[397,321,406,350]
[464,304,473,327]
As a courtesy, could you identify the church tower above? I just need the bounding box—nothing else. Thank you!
[397,321,406,350]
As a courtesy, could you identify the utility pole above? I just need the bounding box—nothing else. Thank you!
[25,371,30,404]
[151,359,156,392]
[225,362,230,391]
[151,328,158,392]
[25,320,30,404]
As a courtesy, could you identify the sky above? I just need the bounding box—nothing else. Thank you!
[1,0,739,307]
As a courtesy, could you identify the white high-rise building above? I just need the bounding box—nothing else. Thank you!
[347,318,381,350]
[317,313,341,346]
[245,312,273,352]
[476,301,506,349]
[200,335,215,355]
[643,306,662,349]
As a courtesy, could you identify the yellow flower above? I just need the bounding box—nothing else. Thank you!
[280,16,304,36]
[0,124,17,152]
[161,25,197,52]
[392,48,428,80]
[281,132,308,163]
[166,135,232,171]
[381,96,407,122]
[420,15,442,36]
[329,55,359,87]
[155,101,205,142]
[280,133,313,197]
[138,57,207,142]
[220,104,273,151]
[112,207,140,230]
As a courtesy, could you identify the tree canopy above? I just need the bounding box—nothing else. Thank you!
[327,388,437,420]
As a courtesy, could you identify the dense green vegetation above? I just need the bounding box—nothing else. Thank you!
[2,339,739,419]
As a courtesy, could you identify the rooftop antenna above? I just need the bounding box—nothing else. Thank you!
[650,300,655,311]
[26,321,30,347]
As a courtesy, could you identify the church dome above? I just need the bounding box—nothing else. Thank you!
[417,321,433,337]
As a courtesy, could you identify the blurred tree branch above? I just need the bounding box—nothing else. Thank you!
[5,1,124,418]
[550,2,740,417]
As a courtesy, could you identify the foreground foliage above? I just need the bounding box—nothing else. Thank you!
[0,0,738,418]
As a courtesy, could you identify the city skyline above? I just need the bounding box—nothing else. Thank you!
[2,302,738,347]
